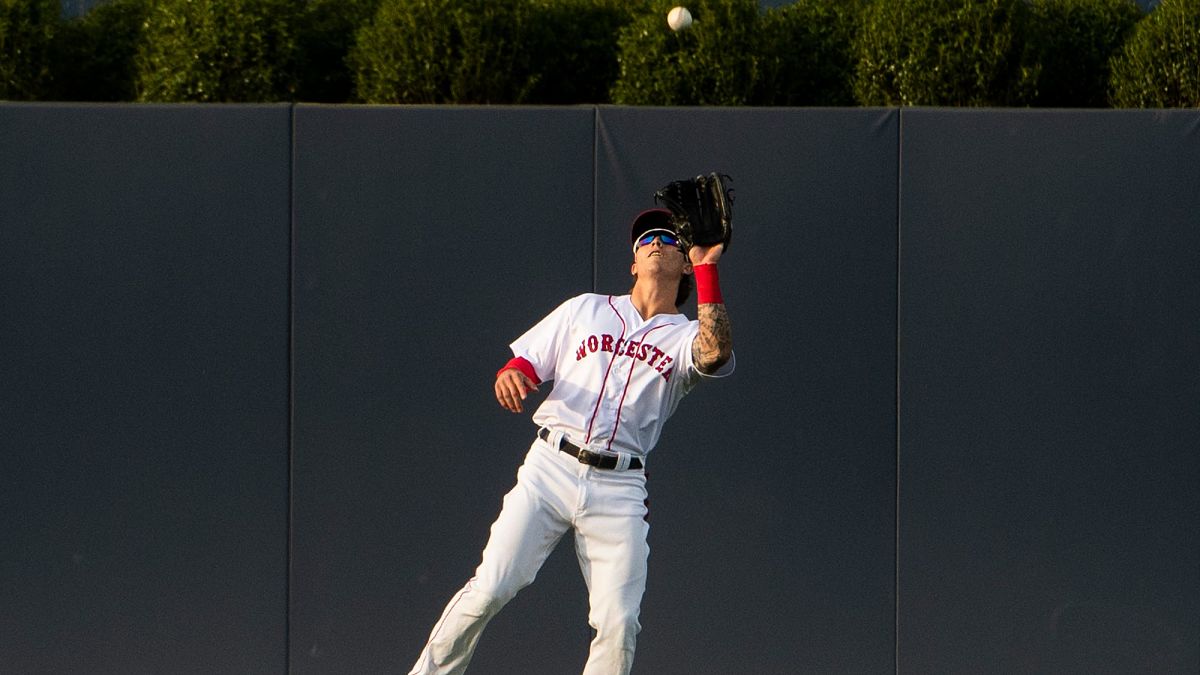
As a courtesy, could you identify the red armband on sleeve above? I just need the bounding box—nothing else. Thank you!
[694,263,723,304]
[497,356,541,384]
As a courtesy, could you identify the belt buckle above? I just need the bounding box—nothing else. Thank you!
[576,448,598,466]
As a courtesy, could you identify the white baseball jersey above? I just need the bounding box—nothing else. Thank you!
[510,293,735,459]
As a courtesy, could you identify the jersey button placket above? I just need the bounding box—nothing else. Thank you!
[600,369,627,443]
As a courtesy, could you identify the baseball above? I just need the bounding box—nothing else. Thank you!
[667,6,692,31]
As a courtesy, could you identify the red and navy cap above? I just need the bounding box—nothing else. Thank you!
[629,208,676,245]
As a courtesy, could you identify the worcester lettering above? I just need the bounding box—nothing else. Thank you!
[575,333,674,381]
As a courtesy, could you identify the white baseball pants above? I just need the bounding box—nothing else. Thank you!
[408,430,650,675]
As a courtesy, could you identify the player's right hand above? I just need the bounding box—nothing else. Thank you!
[495,368,538,413]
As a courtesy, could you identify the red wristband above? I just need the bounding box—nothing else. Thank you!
[497,356,541,384]
[693,263,723,304]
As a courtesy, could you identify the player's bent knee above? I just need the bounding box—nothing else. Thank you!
[470,569,538,609]
[457,585,513,619]
[594,607,642,639]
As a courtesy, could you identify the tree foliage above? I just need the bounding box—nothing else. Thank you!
[1024,0,1142,107]
[524,0,640,104]
[611,0,761,106]
[0,0,1197,107]
[852,0,1036,107]
[352,0,537,104]
[0,0,59,100]
[296,0,380,102]
[1109,0,1200,107]
[53,0,149,101]
[755,0,863,106]
[136,0,302,102]
[352,0,637,104]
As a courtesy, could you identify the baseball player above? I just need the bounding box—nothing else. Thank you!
[408,206,734,675]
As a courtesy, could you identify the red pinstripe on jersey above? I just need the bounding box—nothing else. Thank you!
[606,324,670,453]
[584,295,626,444]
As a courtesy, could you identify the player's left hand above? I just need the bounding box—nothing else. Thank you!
[688,242,724,266]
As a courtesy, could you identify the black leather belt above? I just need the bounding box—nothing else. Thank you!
[538,428,643,470]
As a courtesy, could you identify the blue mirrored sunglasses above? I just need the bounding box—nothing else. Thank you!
[634,229,681,251]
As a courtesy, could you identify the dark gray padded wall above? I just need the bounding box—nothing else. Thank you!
[0,104,291,673]
[594,108,899,674]
[898,110,1200,674]
[7,103,1196,675]
[290,106,597,674]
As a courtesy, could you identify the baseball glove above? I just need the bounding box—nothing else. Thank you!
[654,172,734,252]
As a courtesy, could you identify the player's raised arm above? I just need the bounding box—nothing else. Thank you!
[689,243,732,374]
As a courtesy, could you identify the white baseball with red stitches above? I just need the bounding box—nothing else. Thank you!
[667,6,693,31]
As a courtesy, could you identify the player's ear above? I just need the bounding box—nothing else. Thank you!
[630,262,637,276]
[682,261,693,275]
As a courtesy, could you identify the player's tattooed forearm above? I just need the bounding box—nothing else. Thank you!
[693,303,732,374]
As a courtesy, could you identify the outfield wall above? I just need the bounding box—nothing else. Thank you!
[2,103,1196,674]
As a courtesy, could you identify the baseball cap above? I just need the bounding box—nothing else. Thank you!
[629,208,676,245]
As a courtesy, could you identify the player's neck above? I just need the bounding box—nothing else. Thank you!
[630,278,679,320]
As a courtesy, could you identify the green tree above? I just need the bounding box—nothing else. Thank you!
[296,0,381,102]
[0,0,60,100]
[611,0,761,106]
[136,0,301,102]
[755,0,863,106]
[53,0,149,101]
[1109,0,1200,107]
[852,0,1036,106]
[1024,0,1142,107]
[524,0,641,104]
[352,0,543,104]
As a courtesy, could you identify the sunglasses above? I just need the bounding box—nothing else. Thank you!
[634,229,681,252]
